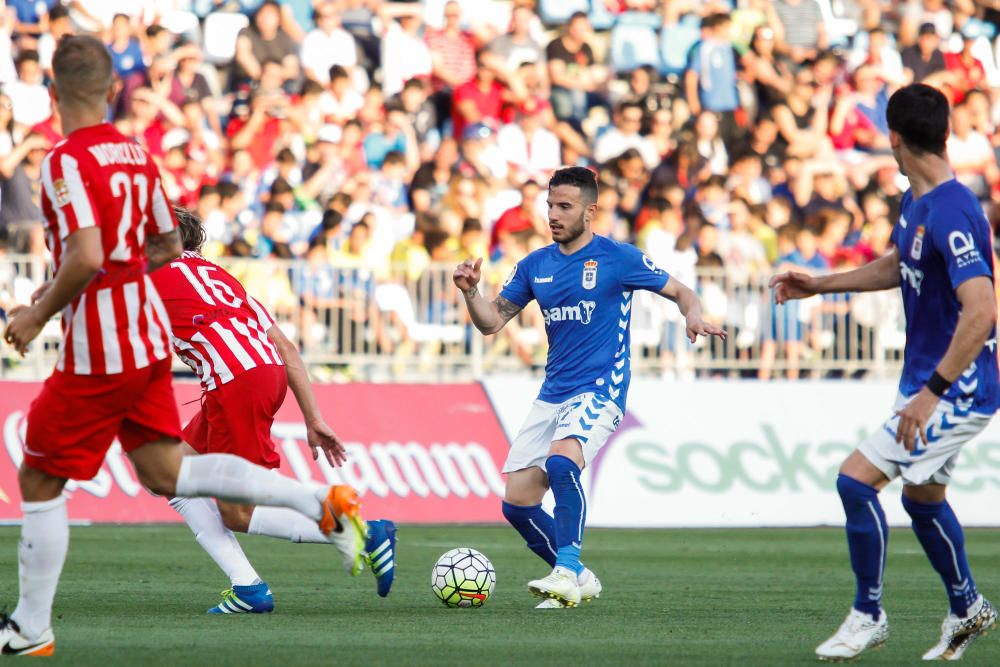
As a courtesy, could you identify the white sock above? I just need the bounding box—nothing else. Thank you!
[248,506,331,544]
[12,496,68,640]
[168,497,260,587]
[175,454,323,521]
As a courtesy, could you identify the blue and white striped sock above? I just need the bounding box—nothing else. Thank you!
[545,455,587,576]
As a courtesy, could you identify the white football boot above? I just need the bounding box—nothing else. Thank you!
[536,568,601,608]
[578,568,602,602]
[528,566,581,607]
[535,599,566,609]
[922,595,997,661]
[816,608,889,661]
[0,614,54,656]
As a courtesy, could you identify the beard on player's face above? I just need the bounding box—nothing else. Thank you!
[551,212,586,244]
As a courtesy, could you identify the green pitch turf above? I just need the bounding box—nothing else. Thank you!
[2,525,1000,666]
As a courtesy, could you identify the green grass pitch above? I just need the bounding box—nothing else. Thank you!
[2,525,1000,666]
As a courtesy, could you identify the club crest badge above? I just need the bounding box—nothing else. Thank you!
[53,179,70,208]
[911,225,925,261]
[582,259,598,290]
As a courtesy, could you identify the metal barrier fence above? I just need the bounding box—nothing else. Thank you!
[0,255,906,381]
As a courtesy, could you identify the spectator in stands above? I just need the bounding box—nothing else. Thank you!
[593,100,659,169]
[36,4,70,76]
[425,0,477,126]
[227,60,294,170]
[546,11,606,131]
[387,78,439,159]
[490,179,544,257]
[772,0,827,63]
[6,50,49,128]
[849,63,891,145]
[745,24,792,114]
[772,67,833,159]
[108,13,145,79]
[947,98,999,199]
[300,0,361,89]
[901,22,946,84]
[482,3,546,99]
[941,25,988,104]
[848,26,905,86]
[8,0,53,39]
[411,136,458,214]
[171,44,221,136]
[497,100,560,186]
[0,127,47,253]
[234,0,299,86]
[451,51,505,142]
[686,13,745,145]
[320,64,364,125]
[378,2,432,98]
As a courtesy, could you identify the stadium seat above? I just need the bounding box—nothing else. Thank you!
[615,10,662,29]
[610,22,660,72]
[159,10,201,44]
[538,0,589,27]
[202,12,250,66]
[659,15,700,77]
[588,0,616,31]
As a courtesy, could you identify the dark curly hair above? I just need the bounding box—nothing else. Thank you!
[173,206,206,252]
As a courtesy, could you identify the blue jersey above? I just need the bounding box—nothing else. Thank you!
[891,179,1000,415]
[500,235,670,411]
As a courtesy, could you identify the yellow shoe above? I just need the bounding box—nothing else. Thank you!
[318,484,367,576]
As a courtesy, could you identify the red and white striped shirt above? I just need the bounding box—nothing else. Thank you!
[150,251,283,391]
[40,123,176,375]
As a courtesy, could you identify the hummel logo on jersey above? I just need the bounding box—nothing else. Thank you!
[534,276,553,283]
[542,300,596,325]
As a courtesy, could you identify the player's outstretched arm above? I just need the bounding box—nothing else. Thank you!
[454,258,523,335]
[145,229,183,273]
[659,278,728,343]
[895,276,998,452]
[4,227,103,356]
[770,247,901,303]
[267,324,346,467]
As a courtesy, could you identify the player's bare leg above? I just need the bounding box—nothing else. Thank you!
[0,466,68,655]
[817,451,892,661]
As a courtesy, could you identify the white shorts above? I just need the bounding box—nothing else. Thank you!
[859,393,993,486]
[503,392,624,473]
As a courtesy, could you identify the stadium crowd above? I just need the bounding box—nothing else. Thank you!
[0,0,999,378]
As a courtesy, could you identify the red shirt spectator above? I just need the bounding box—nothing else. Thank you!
[451,68,505,140]
[226,113,283,170]
[943,38,986,104]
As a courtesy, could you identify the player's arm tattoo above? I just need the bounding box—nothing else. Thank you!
[145,229,183,273]
[493,295,523,325]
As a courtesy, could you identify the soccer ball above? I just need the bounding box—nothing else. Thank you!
[431,548,496,608]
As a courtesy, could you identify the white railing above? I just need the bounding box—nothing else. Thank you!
[0,255,905,381]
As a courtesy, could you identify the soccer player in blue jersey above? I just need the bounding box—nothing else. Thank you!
[772,83,998,661]
[454,167,726,608]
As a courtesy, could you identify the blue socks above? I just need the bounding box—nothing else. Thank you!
[501,501,558,567]
[545,455,586,575]
[902,495,979,617]
[837,474,888,620]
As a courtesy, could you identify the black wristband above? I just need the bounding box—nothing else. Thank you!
[926,371,952,397]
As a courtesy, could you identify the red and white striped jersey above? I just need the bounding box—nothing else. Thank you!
[150,251,284,391]
[40,122,177,375]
